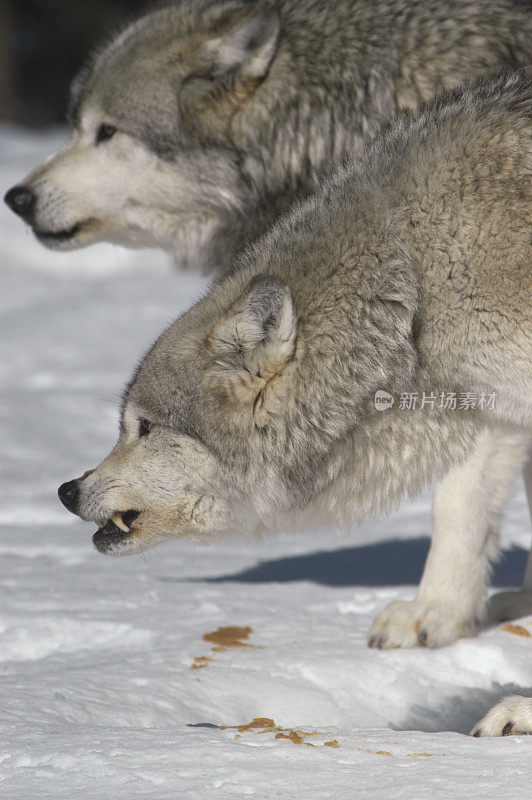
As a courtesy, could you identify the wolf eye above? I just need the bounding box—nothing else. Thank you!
[96,124,116,144]
[138,418,151,437]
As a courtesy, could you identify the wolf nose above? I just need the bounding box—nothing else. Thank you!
[4,185,36,220]
[58,480,79,513]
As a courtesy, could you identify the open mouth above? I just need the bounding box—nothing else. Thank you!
[92,510,140,553]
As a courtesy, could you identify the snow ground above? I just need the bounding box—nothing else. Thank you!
[0,127,531,799]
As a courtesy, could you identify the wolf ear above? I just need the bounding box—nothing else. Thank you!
[210,275,297,388]
[181,2,280,128]
[201,1,280,81]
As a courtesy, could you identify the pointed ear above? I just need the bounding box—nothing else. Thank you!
[180,2,280,128]
[210,274,297,386]
[202,1,280,81]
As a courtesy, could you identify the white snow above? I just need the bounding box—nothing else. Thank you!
[0,127,531,799]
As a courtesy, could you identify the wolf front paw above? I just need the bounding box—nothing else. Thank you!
[471,696,532,736]
[368,599,475,649]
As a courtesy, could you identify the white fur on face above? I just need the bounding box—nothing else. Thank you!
[74,402,258,555]
[19,107,244,262]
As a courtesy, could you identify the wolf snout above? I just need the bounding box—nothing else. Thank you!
[4,185,36,222]
[58,479,79,513]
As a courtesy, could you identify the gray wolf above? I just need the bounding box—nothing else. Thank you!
[57,72,532,733]
[4,0,531,271]
[7,0,532,650]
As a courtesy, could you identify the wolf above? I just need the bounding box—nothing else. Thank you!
[4,0,531,269]
[11,0,532,647]
[57,72,532,733]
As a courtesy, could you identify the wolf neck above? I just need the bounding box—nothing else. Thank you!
[223,5,399,242]
[228,0,527,226]
[278,404,482,532]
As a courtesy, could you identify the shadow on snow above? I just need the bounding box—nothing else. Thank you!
[160,538,528,588]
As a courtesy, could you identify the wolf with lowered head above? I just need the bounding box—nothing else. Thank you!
[58,72,531,673]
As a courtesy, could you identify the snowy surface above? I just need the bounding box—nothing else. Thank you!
[1,127,531,799]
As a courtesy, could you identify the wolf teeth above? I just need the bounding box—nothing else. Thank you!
[111,512,129,532]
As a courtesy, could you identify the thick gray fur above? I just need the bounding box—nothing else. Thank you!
[9,0,532,270]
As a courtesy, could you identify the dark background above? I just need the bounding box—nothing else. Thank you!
[0,0,153,127]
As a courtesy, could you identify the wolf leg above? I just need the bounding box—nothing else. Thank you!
[473,458,532,738]
[488,454,532,621]
[369,429,530,649]
[471,695,532,736]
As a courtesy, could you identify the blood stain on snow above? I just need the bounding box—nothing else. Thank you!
[190,625,259,670]
[500,623,531,638]
[221,717,340,748]
[222,717,278,733]
[203,625,254,651]
[275,730,315,745]
[190,656,215,670]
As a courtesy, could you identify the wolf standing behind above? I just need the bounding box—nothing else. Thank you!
[5,0,531,270]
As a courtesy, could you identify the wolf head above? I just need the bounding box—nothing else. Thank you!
[57,269,305,554]
[4,1,280,269]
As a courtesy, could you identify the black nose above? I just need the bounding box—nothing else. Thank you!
[58,480,79,513]
[4,185,36,221]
